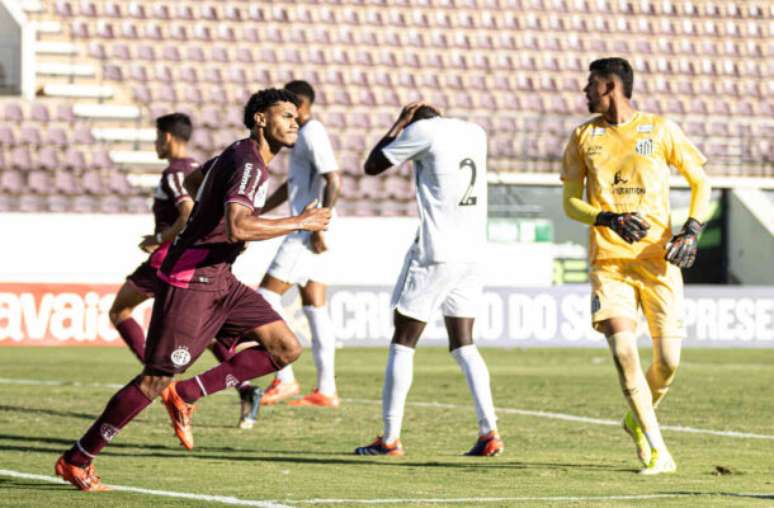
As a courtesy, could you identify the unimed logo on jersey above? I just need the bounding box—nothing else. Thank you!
[239,163,253,194]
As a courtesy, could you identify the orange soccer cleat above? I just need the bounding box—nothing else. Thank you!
[288,389,340,408]
[259,378,300,405]
[160,382,196,451]
[55,455,110,492]
[354,436,405,457]
[464,431,504,457]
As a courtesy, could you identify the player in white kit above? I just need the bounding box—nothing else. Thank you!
[257,80,343,408]
[354,102,503,456]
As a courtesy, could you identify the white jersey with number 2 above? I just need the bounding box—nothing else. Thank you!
[382,117,487,264]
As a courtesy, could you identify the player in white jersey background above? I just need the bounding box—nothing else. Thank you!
[354,102,502,457]
[257,81,343,408]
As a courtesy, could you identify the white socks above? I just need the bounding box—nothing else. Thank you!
[382,343,415,443]
[452,344,498,435]
[257,289,337,392]
[258,288,296,383]
[303,305,337,396]
[607,331,667,452]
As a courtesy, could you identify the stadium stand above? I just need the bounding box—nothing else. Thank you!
[0,0,772,214]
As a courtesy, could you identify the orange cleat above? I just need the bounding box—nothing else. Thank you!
[354,436,405,456]
[160,382,196,450]
[55,455,110,492]
[260,378,300,406]
[288,389,340,408]
[465,431,504,457]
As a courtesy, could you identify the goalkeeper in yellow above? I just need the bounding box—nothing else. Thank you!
[561,58,711,475]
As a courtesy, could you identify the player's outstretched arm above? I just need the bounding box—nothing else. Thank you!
[260,181,289,215]
[225,201,330,243]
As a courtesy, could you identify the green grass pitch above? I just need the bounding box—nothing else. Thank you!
[0,346,772,507]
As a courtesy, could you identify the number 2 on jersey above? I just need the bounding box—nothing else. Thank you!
[458,158,478,206]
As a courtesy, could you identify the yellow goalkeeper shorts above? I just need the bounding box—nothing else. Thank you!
[590,257,686,339]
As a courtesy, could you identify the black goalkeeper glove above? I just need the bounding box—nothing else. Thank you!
[665,218,703,268]
[595,212,650,244]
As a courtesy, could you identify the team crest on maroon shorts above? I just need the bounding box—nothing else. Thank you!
[170,346,192,367]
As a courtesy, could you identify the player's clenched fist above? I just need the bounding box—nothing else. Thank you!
[595,211,650,244]
[299,200,331,232]
[665,218,702,268]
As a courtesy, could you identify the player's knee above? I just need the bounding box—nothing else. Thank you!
[656,356,679,379]
[274,336,303,367]
[137,374,172,399]
[109,305,134,325]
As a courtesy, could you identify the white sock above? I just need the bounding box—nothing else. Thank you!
[258,288,295,384]
[645,429,667,453]
[303,305,337,396]
[382,343,415,443]
[258,287,284,316]
[452,344,498,435]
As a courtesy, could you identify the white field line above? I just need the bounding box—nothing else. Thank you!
[2,377,774,441]
[345,398,774,441]
[0,469,753,506]
[291,494,688,505]
[0,469,291,508]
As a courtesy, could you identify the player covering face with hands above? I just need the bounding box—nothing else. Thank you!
[55,88,331,492]
[562,58,711,475]
[354,101,503,457]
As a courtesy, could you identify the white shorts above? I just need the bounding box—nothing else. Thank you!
[267,232,331,286]
[390,245,483,322]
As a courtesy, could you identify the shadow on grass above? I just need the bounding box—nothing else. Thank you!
[0,432,635,473]
[0,404,96,421]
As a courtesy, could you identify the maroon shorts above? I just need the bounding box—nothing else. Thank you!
[144,274,282,374]
[126,261,163,297]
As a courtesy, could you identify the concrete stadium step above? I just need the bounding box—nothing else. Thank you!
[41,83,114,99]
[34,20,61,34]
[73,103,141,120]
[92,128,155,143]
[35,41,78,55]
[109,150,165,168]
[36,62,96,77]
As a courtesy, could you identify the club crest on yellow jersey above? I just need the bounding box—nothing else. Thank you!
[635,138,654,157]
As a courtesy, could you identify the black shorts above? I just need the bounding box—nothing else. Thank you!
[126,261,163,297]
[143,273,282,374]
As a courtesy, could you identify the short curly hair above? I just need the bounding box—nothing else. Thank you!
[243,88,301,130]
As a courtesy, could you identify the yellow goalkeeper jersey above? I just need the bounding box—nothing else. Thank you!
[561,111,707,263]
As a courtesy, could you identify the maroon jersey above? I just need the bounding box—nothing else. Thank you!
[159,138,270,291]
[152,158,198,233]
[145,157,198,269]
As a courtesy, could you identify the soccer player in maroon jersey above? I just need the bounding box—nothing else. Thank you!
[109,115,262,429]
[109,113,197,362]
[55,89,331,491]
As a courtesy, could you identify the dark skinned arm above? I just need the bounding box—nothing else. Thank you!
[139,199,194,253]
[260,181,289,215]
[225,201,331,243]
[310,171,342,253]
[364,101,428,176]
